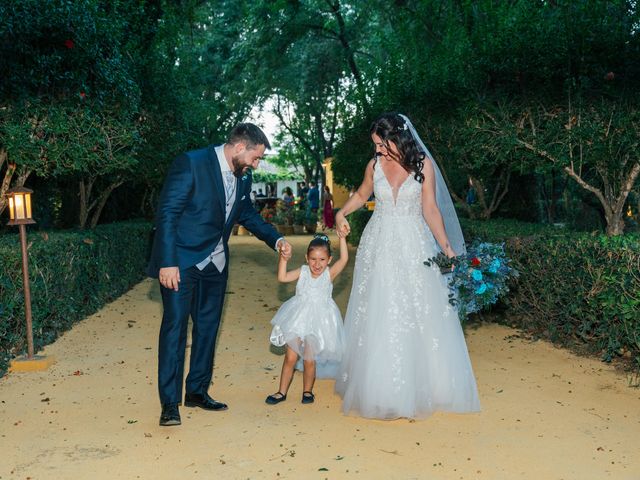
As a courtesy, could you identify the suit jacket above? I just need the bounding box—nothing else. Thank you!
[147,145,281,277]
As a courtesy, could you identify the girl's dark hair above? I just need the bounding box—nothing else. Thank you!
[307,234,331,256]
[369,112,425,183]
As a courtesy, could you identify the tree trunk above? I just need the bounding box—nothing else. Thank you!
[605,210,625,236]
[89,180,124,228]
[470,170,511,220]
[0,149,13,215]
[78,178,95,229]
[0,150,32,216]
[517,138,640,235]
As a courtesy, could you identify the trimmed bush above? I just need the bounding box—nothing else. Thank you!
[463,219,640,372]
[0,220,153,376]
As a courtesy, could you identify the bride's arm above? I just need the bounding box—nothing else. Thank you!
[421,160,457,258]
[335,159,375,237]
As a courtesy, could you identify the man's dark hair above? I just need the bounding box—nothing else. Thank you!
[227,123,271,150]
[309,181,317,187]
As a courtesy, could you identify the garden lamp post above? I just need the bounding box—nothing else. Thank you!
[6,187,36,360]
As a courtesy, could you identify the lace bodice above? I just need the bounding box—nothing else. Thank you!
[372,162,423,217]
[295,265,333,300]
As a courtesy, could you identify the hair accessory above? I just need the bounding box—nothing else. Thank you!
[313,234,330,242]
[396,122,409,133]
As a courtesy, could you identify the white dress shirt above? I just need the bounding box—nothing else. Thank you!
[196,146,236,272]
[195,145,285,272]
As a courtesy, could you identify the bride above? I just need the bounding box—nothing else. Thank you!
[334,112,480,420]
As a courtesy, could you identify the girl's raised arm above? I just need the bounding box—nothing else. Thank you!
[329,236,349,281]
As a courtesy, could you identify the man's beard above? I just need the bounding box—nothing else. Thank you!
[231,155,251,177]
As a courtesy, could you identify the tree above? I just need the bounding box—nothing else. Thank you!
[0,0,144,226]
[514,97,640,235]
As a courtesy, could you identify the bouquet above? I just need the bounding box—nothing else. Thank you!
[424,241,519,321]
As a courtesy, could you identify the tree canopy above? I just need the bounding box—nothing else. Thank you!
[1,0,638,233]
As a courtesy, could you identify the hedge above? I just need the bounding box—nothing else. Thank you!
[0,220,153,376]
[346,209,640,373]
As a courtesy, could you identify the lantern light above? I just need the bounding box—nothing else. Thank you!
[7,187,35,226]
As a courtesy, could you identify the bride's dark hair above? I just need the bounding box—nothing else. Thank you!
[369,112,425,183]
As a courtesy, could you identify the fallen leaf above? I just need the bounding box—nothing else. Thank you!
[380,449,400,455]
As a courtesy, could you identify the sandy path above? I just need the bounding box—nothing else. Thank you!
[1,234,639,480]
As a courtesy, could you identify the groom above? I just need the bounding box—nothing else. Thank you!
[147,123,291,426]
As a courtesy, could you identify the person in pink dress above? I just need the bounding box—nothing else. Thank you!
[322,185,335,229]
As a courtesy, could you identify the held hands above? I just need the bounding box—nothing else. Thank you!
[278,239,292,260]
[336,212,350,238]
[159,266,180,291]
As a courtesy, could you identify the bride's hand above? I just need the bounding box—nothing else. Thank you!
[442,243,457,260]
[335,212,350,238]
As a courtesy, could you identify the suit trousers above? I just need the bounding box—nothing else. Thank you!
[158,261,228,405]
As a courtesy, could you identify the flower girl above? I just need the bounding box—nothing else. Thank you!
[266,234,348,404]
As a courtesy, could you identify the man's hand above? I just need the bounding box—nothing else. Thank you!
[159,266,180,291]
[278,239,292,260]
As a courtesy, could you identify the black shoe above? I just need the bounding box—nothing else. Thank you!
[301,391,315,404]
[184,392,228,411]
[265,392,287,405]
[159,403,181,426]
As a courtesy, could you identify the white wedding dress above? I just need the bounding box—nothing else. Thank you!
[335,163,481,419]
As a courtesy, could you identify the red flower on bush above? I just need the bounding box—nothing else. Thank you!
[471,257,481,266]
[79,91,86,100]
[64,39,75,49]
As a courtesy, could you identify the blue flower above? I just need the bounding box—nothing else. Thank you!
[471,269,483,281]
[425,241,518,322]
[488,259,501,273]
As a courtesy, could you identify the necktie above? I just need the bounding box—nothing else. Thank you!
[224,171,236,202]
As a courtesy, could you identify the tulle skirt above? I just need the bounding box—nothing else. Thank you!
[270,295,345,363]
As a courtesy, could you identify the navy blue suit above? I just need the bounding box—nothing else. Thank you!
[148,145,281,405]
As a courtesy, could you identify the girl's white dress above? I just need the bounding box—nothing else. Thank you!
[270,265,345,363]
[335,164,481,419]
